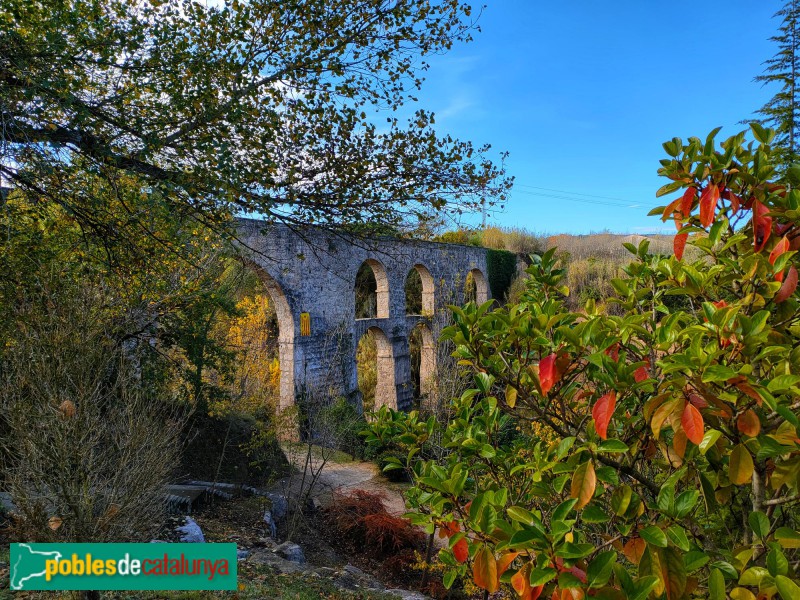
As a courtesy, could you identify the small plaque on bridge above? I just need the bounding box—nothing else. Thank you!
[300,312,311,336]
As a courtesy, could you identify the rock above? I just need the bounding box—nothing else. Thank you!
[149,540,168,544]
[273,541,305,564]
[176,517,205,543]
[343,564,367,578]
[248,549,306,574]
[263,510,277,538]
[385,590,429,600]
[265,493,288,521]
[334,564,384,591]
[237,549,250,560]
[314,567,338,578]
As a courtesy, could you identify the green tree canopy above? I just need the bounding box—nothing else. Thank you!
[1,0,510,245]
[754,0,800,166]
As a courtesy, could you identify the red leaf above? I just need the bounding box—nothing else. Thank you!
[453,537,468,563]
[722,189,741,213]
[699,185,720,227]
[754,201,773,252]
[681,402,704,445]
[674,231,688,261]
[604,343,619,362]
[592,391,616,440]
[681,187,697,217]
[770,235,791,281]
[775,265,798,303]
[634,366,648,383]
[539,353,561,395]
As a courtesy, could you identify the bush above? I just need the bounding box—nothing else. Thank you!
[368,128,800,598]
[324,489,424,557]
[180,411,290,486]
[0,282,183,543]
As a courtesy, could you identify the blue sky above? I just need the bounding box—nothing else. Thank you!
[413,1,781,234]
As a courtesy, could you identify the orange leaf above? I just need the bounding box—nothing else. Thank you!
[672,428,687,459]
[592,391,616,440]
[473,546,499,593]
[604,343,619,362]
[570,460,596,510]
[511,562,530,596]
[737,410,761,437]
[439,520,459,538]
[539,353,561,395]
[770,236,791,281]
[699,184,719,227]
[48,516,63,531]
[661,196,683,221]
[453,537,469,563]
[681,402,704,445]
[673,231,688,261]
[753,201,773,252]
[623,537,646,564]
[776,266,798,303]
[497,552,519,576]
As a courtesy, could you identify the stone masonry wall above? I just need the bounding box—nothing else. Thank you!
[236,219,491,412]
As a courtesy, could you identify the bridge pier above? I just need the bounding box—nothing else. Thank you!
[237,220,493,421]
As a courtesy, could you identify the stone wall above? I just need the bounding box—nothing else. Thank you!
[236,219,491,412]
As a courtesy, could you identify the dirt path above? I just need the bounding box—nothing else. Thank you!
[270,445,409,516]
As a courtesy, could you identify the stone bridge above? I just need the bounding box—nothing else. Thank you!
[237,218,493,412]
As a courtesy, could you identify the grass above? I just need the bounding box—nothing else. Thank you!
[281,442,357,465]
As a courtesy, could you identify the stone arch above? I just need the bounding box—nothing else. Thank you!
[405,264,435,315]
[246,262,295,411]
[465,268,489,304]
[357,326,397,410]
[410,322,436,404]
[355,258,390,319]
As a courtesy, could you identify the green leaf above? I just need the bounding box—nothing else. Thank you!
[529,566,558,586]
[675,490,699,517]
[702,365,738,383]
[587,551,617,588]
[598,439,629,453]
[739,566,769,586]
[552,498,579,522]
[666,525,690,552]
[776,574,800,599]
[581,503,610,523]
[767,547,789,577]
[640,525,668,548]
[699,429,722,455]
[507,505,538,525]
[709,568,726,600]
[749,511,770,539]
[442,569,457,589]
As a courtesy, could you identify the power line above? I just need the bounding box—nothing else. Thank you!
[514,183,633,203]
[511,188,643,209]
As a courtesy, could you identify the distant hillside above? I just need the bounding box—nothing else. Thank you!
[544,232,673,261]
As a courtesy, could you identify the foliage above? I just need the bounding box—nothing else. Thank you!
[367,126,800,599]
[486,247,518,301]
[324,489,425,558]
[357,332,378,411]
[0,278,182,543]
[754,0,800,167]
[2,0,510,241]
